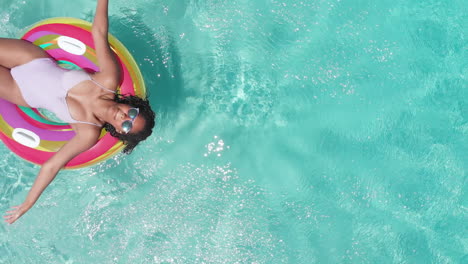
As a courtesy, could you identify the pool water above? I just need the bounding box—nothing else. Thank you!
[0,0,466,263]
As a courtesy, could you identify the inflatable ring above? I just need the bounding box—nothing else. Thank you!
[0,18,145,169]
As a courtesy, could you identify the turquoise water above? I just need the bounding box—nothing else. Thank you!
[1,0,466,263]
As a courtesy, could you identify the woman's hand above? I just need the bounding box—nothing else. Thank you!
[3,203,31,224]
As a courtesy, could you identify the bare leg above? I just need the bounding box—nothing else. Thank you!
[0,38,49,69]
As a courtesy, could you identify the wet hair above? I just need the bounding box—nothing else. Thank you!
[103,94,155,154]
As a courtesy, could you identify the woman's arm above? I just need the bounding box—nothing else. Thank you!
[92,0,121,91]
[3,129,99,224]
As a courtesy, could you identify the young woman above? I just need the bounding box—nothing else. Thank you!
[2,0,155,224]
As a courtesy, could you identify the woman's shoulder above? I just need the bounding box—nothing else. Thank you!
[70,122,102,141]
[90,72,119,93]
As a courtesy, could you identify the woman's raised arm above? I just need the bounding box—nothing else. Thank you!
[92,0,120,90]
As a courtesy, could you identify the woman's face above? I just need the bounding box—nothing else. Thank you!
[109,103,146,134]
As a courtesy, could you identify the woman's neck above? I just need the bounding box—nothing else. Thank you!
[92,97,117,124]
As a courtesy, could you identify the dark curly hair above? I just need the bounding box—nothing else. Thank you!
[103,94,155,154]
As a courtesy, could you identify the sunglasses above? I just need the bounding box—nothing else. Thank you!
[121,108,139,134]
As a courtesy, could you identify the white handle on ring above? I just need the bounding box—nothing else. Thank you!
[57,36,86,55]
[12,128,40,148]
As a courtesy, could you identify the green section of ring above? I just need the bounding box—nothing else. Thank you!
[18,106,67,125]
[57,60,81,70]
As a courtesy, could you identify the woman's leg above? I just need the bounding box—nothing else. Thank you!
[0,38,49,69]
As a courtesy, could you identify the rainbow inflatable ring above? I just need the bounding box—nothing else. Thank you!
[0,18,145,169]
